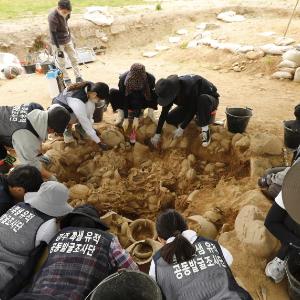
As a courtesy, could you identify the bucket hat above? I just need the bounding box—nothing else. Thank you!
[61,204,109,230]
[282,162,300,223]
[25,181,73,217]
[155,75,180,107]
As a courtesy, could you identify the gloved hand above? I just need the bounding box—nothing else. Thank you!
[57,50,64,58]
[150,134,161,148]
[173,127,184,139]
[98,142,112,151]
[258,174,272,188]
[48,175,58,182]
[38,155,52,165]
[122,118,129,131]
[132,117,139,130]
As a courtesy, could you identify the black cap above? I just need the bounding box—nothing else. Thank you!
[48,106,70,134]
[155,75,180,107]
[58,0,72,11]
[61,204,109,230]
[91,82,110,100]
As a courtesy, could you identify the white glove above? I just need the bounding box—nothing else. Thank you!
[132,117,139,130]
[122,118,129,131]
[151,134,161,148]
[173,127,184,139]
[48,175,58,182]
[38,155,52,165]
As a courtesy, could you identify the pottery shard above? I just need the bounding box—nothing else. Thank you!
[235,205,278,257]
[101,128,125,147]
[187,215,218,239]
[69,184,90,200]
[133,142,149,165]
[250,133,282,155]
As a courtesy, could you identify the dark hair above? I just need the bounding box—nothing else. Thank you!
[156,209,195,264]
[67,81,109,100]
[7,165,43,193]
[58,0,72,11]
[295,104,300,121]
[63,215,97,229]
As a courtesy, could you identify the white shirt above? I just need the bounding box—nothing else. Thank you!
[67,97,100,144]
[24,197,59,246]
[148,230,233,281]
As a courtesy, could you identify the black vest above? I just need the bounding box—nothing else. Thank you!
[29,227,115,299]
[0,103,43,148]
[154,237,252,300]
[52,87,89,113]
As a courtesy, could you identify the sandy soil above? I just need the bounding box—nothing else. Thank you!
[1,1,300,299]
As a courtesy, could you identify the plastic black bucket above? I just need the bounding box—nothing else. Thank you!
[284,120,300,150]
[93,101,106,123]
[90,270,163,300]
[23,64,36,74]
[226,107,252,133]
[286,252,300,300]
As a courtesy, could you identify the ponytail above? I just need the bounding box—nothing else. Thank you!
[160,232,195,264]
[67,81,91,92]
[156,209,196,264]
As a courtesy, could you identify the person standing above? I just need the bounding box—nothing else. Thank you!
[48,0,83,86]
[150,74,219,148]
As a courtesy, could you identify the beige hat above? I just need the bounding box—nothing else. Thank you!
[25,181,73,217]
[282,163,300,223]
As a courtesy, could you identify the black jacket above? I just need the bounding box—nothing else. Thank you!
[0,175,14,216]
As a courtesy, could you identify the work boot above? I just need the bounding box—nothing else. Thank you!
[76,77,83,83]
[114,109,124,126]
[265,257,286,283]
[201,128,211,147]
[75,124,89,140]
[63,128,75,144]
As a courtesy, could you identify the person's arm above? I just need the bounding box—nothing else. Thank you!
[109,236,139,270]
[51,31,60,49]
[68,97,101,144]
[149,259,156,281]
[118,75,129,118]
[265,201,300,246]
[35,218,59,246]
[156,103,172,134]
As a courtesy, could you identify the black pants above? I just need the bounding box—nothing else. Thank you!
[0,144,7,160]
[109,88,158,116]
[166,94,219,128]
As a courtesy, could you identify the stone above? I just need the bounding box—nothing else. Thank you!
[235,205,278,257]
[187,215,218,239]
[234,136,250,150]
[186,168,197,181]
[204,163,215,173]
[233,66,242,72]
[101,128,125,147]
[203,210,222,223]
[187,190,201,204]
[278,60,299,69]
[245,50,264,60]
[110,24,126,35]
[69,184,90,200]
[283,49,300,65]
[250,133,282,155]
[250,157,272,178]
[133,142,150,165]
[294,67,300,83]
[128,219,157,243]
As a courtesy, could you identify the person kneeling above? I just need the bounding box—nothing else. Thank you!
[13,205,138,300]
[149,209,252,300]
[151,74,219,148]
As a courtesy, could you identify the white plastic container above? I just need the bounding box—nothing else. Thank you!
[46,70,60,99]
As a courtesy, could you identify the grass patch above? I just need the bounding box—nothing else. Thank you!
[155,2,162,11]
[0,0,145,19]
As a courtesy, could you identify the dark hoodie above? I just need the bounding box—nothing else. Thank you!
[0,175,15,216]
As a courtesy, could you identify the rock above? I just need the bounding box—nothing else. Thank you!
[215,162,226,168]
[235,205,278,257]
[250,157,272,178]
[260,44,293,55]
[69,184,90,200]
[128,219,157,243]
[271,71,293,80]
[235,136,250,150]
[278,67,296,74]
[187,154,196,164]
[275,37,295,46]
[203,210,222,223]
[237,189,269,209]
[245,50,264,60]
[187,215,218,239]
[278,59,299,69]
[101,128,125,147]
[186,168,197,181]
[204,163,215,173]
[232,133,244,146]
[250,133,282,155]
[133,142,150,165]
[283,49,300,65]
[294,67,300,83]
[212,133,223,142]
[110,24,126,35]
[233,66,242,72]
[187,190,201,204]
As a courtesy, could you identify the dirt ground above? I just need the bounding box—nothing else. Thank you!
[1,1,300,299]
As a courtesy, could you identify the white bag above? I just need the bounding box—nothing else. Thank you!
[271,71,293,80]
[283,49,300,65]
[278,60,299,68]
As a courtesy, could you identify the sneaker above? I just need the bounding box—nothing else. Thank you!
[64,79,72,87]
[201,129,211,147]
[75,124,89,140]
[76,77,83,83]
[265,257,286,283]
[63,129,75,144]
